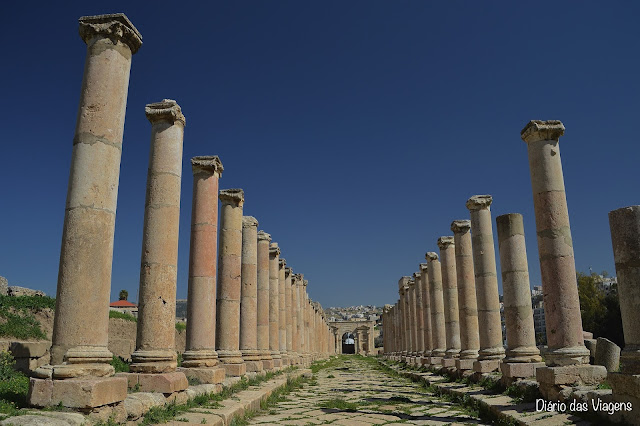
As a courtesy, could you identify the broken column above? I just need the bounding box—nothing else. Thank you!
[127,100,188,392]
[256,231,274,370]
[269,243,282,368]
[216,189,246,377]
[496,213,543,385]
[451,220,480,374]
[438,237,461,368]
[608,205,640,412]
[31,13,142,410]
[240,216,263,372]
[521,121,603,399]
[181,156,225,384]
[466,195,505,374]
[278,258,288,366]
[426,252,446,364]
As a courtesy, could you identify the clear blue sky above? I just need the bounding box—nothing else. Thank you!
[1,1,638,308]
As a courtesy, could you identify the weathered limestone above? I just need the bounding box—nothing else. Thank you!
[398,277,411,360]
[407,278,418,362]
[278,258,288,365]
[216,189,246,377]
[296,275,305,361]
[521,120,602,399]
[438,237,461,367]
[495,213,544,384]
[180,157,225,384]
[426,253,446,362]
[451,220,480,373]
[466,195,505,373]
[269,243,282,368]
[419,263,432,362]
[413,271,425,363]
[240,216,262,372]
[291,273,300,363]
[594,337,621,373]
[129,100,185,378]
[285,267,294,364]
[256,231,274,370]
[31,13,141,409]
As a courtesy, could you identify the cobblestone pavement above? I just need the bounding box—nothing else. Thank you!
[248,356,488,425]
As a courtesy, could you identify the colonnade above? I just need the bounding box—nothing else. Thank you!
[29,13,334,410]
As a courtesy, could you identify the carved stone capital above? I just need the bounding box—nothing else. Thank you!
[426,252,439,261]
[242,216,258,228]
[521,120,565,143]
[145,99,186,126]
[413,271,421,279]
[79,13,142,54]
[219,189,244,206]
[269,242,281,256]
[285,267,292,276]
[257,230,271,242]
[466,194,492,211]
[437,236,455,249]
[419,263,428,272]
[191,156,223,176]
[279,258,286,267]
[451,219,471,233]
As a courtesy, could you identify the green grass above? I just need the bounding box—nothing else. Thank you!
[175,322,187,332]
[0,352,30,419]
[0,295,55,340]
[318,397,359,411]
[108,310,137,322]
[110,355,130,373]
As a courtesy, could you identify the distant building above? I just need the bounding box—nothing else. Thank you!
[596,276,617,295]
[110,299,138,317]
[533,300,546,344]
[531,285,543,297]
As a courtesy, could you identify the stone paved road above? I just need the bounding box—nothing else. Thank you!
[248,356,489,425]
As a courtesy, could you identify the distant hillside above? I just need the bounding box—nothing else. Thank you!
[176,299,187,319]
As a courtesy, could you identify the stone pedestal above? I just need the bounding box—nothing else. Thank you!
[31,13,141,408]
[182,156,225,383]
[116,371,188,393]
[500,362,546,385]
[240,216,263,372]
[256,231,273,370]
[455,358,475,373]
[521,120,589,366]
[426,253,446,359]
[269,243,282,368]
[536,365,607,401]
[216,189,246,377]
[473,359,501,374]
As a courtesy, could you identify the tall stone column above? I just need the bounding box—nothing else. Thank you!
[413,271,425,364]
[257,231,274,370]
[420,263,432,362]
[496,213,543,384]
[438,237,461,367]
[291,273,300,363]
[215,189,246,377]
[181,156,225,384]
[451,220,480,374]
[426,253,446,363]
[296,276,305,360]
[407,278,418,362]
[521,121,590,366]
[521,121,604,399]
[240,216,262,372]
[278,258,288,365]
[466,195,505,374]
[285,267,294,363]
[32,13,141,408]
[398,277,411,360]
[269,243,282,368]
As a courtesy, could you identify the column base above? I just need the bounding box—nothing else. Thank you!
[244,360,264,372]
[455,358,476,372]
[441,358,457,368]
[428,356,442,366]
[177,366,225,384]
[34,362,115,379]
[536,364,607,401]
[115,371,188,393]
[221,362,247,377]
[500,362,546,386]
[182,349,220,368]
[130,349,177,374]
[28,376,127,408]
[261,359,275,371]
[473,359,501,373]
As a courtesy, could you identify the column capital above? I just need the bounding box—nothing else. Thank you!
[398,276,411,290]
[437,236,455,249]
[269,242,281,256]
[285,267,292,277]
[242,216,258,228]
[79,13,142,53]
[425,252,439,261]
[466,194,492,211]
[191,156,223,176]
[145,99,185,126]
[419,263,428,272]
[279,258,286,267]
[302,280,308,287]
[413,271,421,279]
[408,278,416,288]
[293,273,303,282]
[451,219,471,233]
[219,188,244,206]
[521,120,565,143]
[257,230,271,242]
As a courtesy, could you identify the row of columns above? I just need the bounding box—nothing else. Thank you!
[29,13,334,410]
[383,120,610,397]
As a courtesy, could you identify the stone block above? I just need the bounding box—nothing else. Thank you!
[536,364,607,386]
[28,376,128,408]
[137,372,188,393]
[500,361,546,378]
[244,360,263,372]
[272,358,282,368]
[9,341,50,358]
[609,372,640,396]
[7,286,45,297]
[473,359,500,373]
[177,366,226,384]
[0,414,70,425]
[441,358,456,368]
[261,359,275,370]
[456,359,475,371]
[223,362,247,377]
[595,337,621,372]
[27,377,53,407]
[583,331,594,339]
[428,356,442,366]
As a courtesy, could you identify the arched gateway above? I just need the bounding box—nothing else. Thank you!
[329,320,375,355]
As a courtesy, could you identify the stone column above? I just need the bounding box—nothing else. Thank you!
[126,100,188,393]
[291,273,300,363]
[257,231,274,370]
[32,13,141,408]
[426,252,446,363]
[496,214,544,384]
[278,258,288,365]
[285,267,294,363]
[269,243,282,368]
[180,156,225,384]
[407,278,418,362]
[419,263,432,362]
[215,189,246,377]
[438,237,461,368]
[466,195,505,374]
[451,220,480,374]
[240,216,262,372]
[413,271,426,364]
[398,277,411,360]
[296,276,305,360]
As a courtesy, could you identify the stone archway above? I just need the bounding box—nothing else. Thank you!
[341,332,356,354]
[329,320,375,355]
